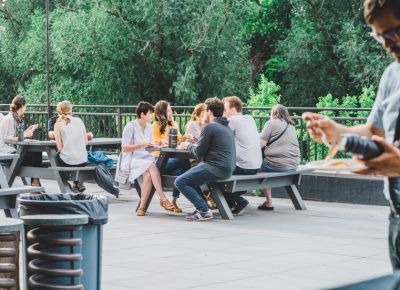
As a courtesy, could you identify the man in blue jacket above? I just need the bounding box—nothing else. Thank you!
[177,97,236,221]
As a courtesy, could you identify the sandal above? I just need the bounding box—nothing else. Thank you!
[257,201,274,211]
[171,198,182,213]
[160,199,174,211]
[137,207,146,216]
[203,192,217,210]
[173,205,182,213]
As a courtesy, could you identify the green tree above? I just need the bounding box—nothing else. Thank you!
[0,0,258,105]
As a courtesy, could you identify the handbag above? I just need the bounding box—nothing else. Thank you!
[115,122,134,189]
[95,164,120,197]
[115,152,131,189]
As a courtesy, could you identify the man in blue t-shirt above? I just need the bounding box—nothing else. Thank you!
[304,0,400,270]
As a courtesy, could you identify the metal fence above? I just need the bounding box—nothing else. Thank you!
[0,104,371,163]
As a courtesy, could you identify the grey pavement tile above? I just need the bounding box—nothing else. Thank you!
[308,244,388,258]
[103,282,145,290]
[102,265,153,282]
[109,273,211,290]
[115,255,209,273]
[182,273,332,290]
[271,261,392,285]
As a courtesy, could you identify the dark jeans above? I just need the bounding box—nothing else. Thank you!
[22,152,42,167]
[389,212,400,270]
[175,164,219,213]
[223,166,257,208]
[56,153,87,167]
[261,160,296,173]
[163,158,191,198]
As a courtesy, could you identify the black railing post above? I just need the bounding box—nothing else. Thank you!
[117,107,122,138]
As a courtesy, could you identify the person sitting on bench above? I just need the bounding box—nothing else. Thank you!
[53,100,88,193]
[0,96,42,189]
[259,104,300,210]
[223,96,262,215]
[177,97,236,221]
[48,112,93,140]
[121,101,174,216]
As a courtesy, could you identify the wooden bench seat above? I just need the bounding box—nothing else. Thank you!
[0,186,44,197]
[152,168,312,220]
[15,165,116,185]
[205,168,312,219]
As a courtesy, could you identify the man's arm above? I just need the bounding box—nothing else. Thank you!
[188,125,212,159]
[302,112,384,144]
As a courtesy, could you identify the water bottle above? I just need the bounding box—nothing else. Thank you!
[338,134,384,160]
[17,122,24,141]
[168,128,178,148]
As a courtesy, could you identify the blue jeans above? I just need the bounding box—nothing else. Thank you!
[163,158,191,198]
[261,160,296,173]
[224,166,257,208]
[175,164,220,212]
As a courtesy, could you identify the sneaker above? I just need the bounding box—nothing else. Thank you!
[186,210,213,221]
[73,182,86,193]
[232,199,249,216]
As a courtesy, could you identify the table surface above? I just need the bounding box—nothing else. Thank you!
[5,137,121,146]
[0,153,20,161]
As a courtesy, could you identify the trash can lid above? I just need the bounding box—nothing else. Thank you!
[20,214,89,226]
[0,218,23,233]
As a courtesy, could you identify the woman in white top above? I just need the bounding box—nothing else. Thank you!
[0,96,41,187]
[54,101,88,192]
[121,101,174,216]
[185,103,206,142]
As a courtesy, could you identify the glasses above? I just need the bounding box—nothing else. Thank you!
[370,25,400,44]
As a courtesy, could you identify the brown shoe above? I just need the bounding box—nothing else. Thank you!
[137,207,146,216]
[160,199,174,211]
[171,197,182,213]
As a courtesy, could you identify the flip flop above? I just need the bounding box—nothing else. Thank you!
[257,202,274,211]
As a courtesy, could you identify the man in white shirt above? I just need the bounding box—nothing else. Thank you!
[223,96,262,215]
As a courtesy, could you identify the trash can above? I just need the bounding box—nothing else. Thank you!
[18,193,108,290]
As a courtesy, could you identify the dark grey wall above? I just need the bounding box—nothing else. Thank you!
[272,176,387,206]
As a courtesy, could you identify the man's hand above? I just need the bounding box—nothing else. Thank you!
[356,135,400,177]
[142,142,152,148]
[157,139,168,146]
[180,141,190,149]
[302,112,341,144]
[87,132,94,140]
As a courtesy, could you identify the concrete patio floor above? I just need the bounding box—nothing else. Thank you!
[19,179,394,290]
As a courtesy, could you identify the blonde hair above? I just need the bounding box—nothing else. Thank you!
[57,101,73,125]
[190,103,206,121]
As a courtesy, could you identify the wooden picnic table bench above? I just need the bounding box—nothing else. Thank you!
[4,138,121,193]
[206,168,312,220]
[135,147,312,220]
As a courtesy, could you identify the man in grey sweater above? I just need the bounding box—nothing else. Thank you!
[223,96,262,215]
[176,97,236,221]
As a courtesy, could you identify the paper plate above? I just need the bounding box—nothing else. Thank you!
[305,158,366,172]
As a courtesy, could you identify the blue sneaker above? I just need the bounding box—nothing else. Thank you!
[186,210,213,221]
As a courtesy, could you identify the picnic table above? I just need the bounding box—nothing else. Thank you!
[0,153,44,217]
[136,146,311,219]
[5,138,121,193]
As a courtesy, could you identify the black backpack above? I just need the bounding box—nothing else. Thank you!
[94,164,120,198]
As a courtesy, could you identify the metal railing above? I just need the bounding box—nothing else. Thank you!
[0,104,371,163]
